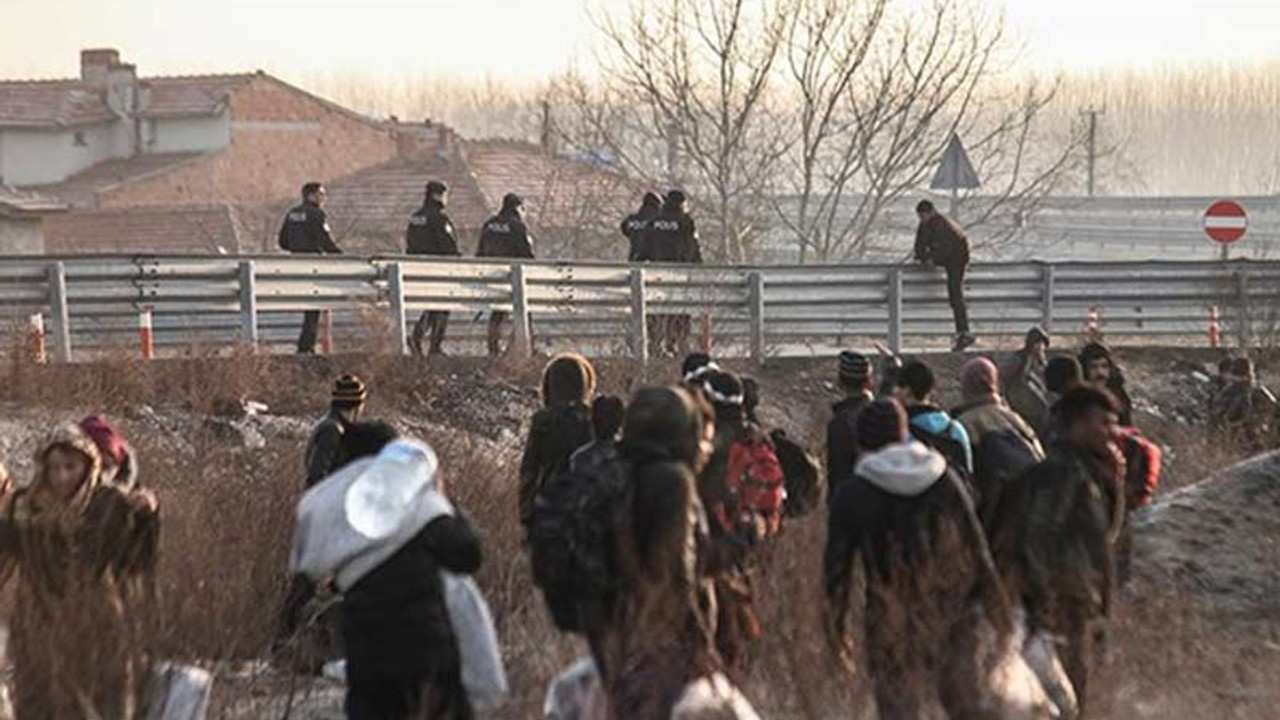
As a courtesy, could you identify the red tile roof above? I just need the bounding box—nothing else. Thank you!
[28,152,207,207]
[0,80,117,128]
[42,205,241,255]
[464,139,647,229]
[141,74,253,118]
[322,154,491,255]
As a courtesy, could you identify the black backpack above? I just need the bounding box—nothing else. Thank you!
[770,429,824,518]
[529,449,631,633]
[973,429,1040,519]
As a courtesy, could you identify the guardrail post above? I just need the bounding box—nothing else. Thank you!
[139,309,154,360]
[1040,263,1055,331]
[887,268,903,354]
[388,262,409,356]
[748,271,765,364]
[511,264,533,358]
[238,260,258,348]
[629,268,648,362]
[47,262,72,363]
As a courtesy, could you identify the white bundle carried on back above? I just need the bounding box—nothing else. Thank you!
[290,439,449,590]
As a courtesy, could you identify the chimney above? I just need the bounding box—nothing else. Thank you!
[80,48,121,86]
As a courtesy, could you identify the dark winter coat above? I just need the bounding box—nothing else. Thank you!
[621,206,659,262]
[278,201,341,255]
[636,209,702,264]
[407,199,461,257]
[1209,381,1277,451]
[1002,350,1050,436]
[824,441,1005,699]
[825,392,873,504]
[477,209,534,259]
[341,513,482,679]
[913,213,970,269]
[1017,440,1124,629]
[519,404,594,528]
[304,410,349,489]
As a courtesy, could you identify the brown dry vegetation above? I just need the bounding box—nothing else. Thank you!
[0,345,1277,719]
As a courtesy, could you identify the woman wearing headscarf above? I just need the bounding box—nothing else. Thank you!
[0,424,159,720]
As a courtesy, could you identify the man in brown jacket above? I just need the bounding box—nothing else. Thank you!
[913,200,973,351]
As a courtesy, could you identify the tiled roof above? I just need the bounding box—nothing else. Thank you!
[42,205,241,255]
[323,139,647,256]
[0,80,117,128]
[28,152,206,207]
[464,139,647,228]
[0,185,68,217]
[322,154,492,255]
[141,74,253,118]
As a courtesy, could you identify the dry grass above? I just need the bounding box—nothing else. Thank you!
[0,348,1277,719]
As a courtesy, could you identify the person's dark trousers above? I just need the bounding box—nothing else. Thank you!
[298,310,321,354]
[273,576,340,674]
[345,663,473,720]
[411,311,451,356]
[488,311,508,357]
[1061,605,1103,720]
[945,263,971,335]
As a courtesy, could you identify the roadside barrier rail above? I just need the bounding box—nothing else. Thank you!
[0,255,1274,362]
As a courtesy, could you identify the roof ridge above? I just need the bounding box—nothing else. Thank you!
[0,78,91,87]
[141,72,256,83]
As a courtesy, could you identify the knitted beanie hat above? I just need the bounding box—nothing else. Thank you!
[332,374,368,404]
[838,351,872,386]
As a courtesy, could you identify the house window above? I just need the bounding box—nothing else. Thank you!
[73,131,88,147]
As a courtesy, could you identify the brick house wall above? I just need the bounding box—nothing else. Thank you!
[101,75,395,208]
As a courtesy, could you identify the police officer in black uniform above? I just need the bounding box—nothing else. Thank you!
[637,190,703,356]
[278,182,342,354]
[406,180,461,356]
[620,192,662,261]
[477,193,535,357]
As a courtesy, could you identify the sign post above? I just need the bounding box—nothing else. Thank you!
[930,134,981,217]
[1204,200,1248,261]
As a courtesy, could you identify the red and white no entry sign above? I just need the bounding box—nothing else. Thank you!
[1204,200,1248,245]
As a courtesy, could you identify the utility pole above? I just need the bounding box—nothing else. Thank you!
[1080,106,1104,197]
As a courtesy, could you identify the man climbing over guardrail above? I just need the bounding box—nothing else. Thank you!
[279,182,343,355]
[913,200,974,352]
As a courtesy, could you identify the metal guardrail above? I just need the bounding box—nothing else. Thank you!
[1,255,1275,362]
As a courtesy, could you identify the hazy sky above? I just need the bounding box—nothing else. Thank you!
[1,0,1278,83]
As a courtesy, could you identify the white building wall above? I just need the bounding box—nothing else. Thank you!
[0,123,124,185]
[147,113,230,154]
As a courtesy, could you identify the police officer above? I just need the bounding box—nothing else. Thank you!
[406,180,461,356]
[913,199,974,352]
[278,182,342,354]
[620,192,662,261]
[477,193,535,357]
[638,190,703,356]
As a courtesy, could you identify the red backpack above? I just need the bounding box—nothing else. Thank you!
[717,436,787,537]
[1116,426,1161,509]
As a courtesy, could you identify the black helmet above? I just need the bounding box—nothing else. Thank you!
[502,193,524,211]
[425,180,448,197]
[665,189,687,207]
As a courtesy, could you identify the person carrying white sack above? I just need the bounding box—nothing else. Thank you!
[291,424,501,720]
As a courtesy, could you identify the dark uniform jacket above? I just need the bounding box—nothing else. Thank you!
[406,199,461,257]
[279,201,341,255]
[621,207,659,261]
[637,210,702,264]
[341,513,482,678]
[477,210,534,259]
[913,213,970,269]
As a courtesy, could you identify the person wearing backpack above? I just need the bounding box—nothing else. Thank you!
[602,386,723,720]
[894,359,974,476]
[824,399,1010,720]
[952,358,1044,521]
[520,354,597,535]
[530,395,629,636]
[696,369,782,669]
